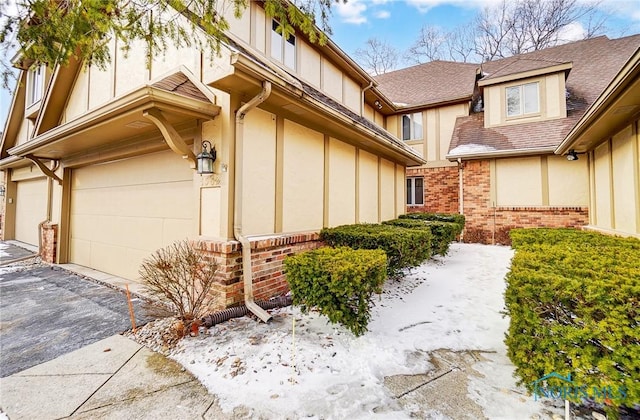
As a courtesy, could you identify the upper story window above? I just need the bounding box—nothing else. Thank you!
[506,82,539,117]
[406,177,424,206]
[27,65,44,107]
[271,20,296,69]
[402,112,423,141]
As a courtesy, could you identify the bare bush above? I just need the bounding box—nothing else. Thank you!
[139,240,218,323]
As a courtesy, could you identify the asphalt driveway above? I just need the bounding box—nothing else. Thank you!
[0,265,158,377]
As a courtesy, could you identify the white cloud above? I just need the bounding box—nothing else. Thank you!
[406,0,503,13]
[375,10,391,19]
[336,0,367,24]
[557,21,587,42]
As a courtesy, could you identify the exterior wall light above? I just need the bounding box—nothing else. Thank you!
[566,149,580,161]
[197,140,216,174]
[374,100,383,110]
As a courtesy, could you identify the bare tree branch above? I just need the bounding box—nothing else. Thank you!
[353,37,399,75]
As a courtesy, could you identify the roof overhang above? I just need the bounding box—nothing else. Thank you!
[0,72,27,159]
[478,62,572,87]
[556,48,640,155]
[447,146,556,161]
[213,52,425,167]
[7,86,220,160]
[394,95,473,113]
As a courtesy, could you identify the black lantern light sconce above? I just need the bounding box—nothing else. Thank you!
[566,149,583,161]
[197,140,216,174]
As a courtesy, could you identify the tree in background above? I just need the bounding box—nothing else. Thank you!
[0,0,343,88]
[353,37,399,75]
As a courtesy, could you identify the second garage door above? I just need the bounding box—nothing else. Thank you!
[70,151,195,280]
[15,178,48,246]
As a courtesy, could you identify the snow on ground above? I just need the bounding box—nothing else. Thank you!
[172,243,559,419]
[0,242,9,258]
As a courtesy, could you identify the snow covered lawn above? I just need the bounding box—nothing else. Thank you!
[172,243,561,419]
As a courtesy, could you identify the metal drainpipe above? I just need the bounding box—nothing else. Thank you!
[234,81,273,323]
[458,158,464,242]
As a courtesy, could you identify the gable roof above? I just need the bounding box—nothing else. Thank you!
[374,61,479,108]
[448,34,640,159]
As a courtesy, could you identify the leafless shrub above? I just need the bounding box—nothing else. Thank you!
[139,240,218,324]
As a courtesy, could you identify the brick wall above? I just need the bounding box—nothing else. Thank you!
[461,160,588,244]
[196,232,322,310]
[40,222,58,263]
[406,166,459,214]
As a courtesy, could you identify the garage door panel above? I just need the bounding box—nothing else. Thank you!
[15,178,48,246]
[70,151,195,281]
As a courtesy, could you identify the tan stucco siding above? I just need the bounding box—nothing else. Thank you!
[358,149,379,223]
[343,77,361,113]
[252,5,266,54]
[611,124,638,234]
[547,155,589,206]
[395,164,405,216]
[224,2,250,43]
[327,138,356,227]
[496,157,543,206]
[70,150,195,280]
[321,58,343,102]
[593,141,613,229]
[300,42,321,88]
[16,118,32,146]
[282,120,324,232]
[64,68,90,123]
[437,103,468,161]
[242,108,277,235]
[363,103,374,122]
[15,177,47,246]
[89,64,113,110]
[379,158,396,221]
[115,40,149,97]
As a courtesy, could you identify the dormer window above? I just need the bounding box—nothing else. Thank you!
[506,82,539,117]
[27,64,44,107]
[271,20,296,69]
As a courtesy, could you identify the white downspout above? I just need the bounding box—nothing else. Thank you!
[234,81,273,323]
[458,158,464,242]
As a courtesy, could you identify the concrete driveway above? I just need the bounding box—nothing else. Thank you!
[0,264,157,377]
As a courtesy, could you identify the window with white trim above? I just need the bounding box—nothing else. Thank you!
[506,82,539,117]
[401,112,423,141]
[27,65,44,106]
[406,177,424,206]
[271,19,296,69]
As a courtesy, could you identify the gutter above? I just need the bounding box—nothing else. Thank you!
[233,81,273,323]
[446,146,556,161]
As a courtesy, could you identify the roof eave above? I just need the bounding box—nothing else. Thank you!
[446,146,556,161]
[478,62,573,87]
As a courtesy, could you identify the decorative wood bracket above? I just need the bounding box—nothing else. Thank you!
[25,154,63,185]
[143,108,197,168]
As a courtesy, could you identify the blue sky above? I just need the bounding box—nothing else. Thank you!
[2,0,640,128]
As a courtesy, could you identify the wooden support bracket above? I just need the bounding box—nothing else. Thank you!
[25,154,63,185]
[143,108,197,168]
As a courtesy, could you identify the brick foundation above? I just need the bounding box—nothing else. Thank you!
[195,232,322,310]
[40,222,58,263]
[407,166,460,214]
[461,160,588,244]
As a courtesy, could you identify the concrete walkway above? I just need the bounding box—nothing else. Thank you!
[0,335,232,419]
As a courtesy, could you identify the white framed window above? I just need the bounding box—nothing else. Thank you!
[27,65,44,106]
[406,177,424,206]
[401,112,423,141]
[506,82,539,117]
[271,19,296,69]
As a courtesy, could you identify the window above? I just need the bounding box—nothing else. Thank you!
[506,82,539,117]
[406,177,424,206]
[271,20,296,69]
[401,112,423,141]
[27,65,44,106]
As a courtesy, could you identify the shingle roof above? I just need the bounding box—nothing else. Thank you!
[449,34,640,157]
[374,61,479,107]
[480,57,568,82]
[151,72,210,102]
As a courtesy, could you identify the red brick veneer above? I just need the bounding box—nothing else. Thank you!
[406,166,459,214]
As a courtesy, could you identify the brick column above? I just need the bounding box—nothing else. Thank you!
[40,223,58,263]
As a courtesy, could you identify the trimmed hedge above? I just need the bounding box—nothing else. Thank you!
[399,212,465,232]
[319,223,432,276]
[384,217,461,256]
[284,246,387,336]
[505,228,640,412]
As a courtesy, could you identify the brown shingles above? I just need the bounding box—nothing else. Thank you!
[374,61,479,107]
[151,73,210,102]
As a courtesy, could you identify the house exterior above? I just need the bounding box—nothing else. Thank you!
[374,35,640,243]
[555,46,640,238]
[0,3,423,309]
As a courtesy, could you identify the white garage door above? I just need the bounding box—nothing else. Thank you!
[70,151,195,280]
[15,178,48,246]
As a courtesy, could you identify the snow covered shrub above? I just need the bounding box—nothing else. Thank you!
[319,223,432,276]
[284,246,387,336]
[139,240,218,324]
[505,228,640,414]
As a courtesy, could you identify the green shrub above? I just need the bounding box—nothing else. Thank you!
[284,246,387,336]
[319,223,432,276]
[399,212,465,233]
[383,218,459,256]
[504,228,640,413]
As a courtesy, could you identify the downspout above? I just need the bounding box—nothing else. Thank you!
[361,81,374,116]
[234,81,273,323]
[458,158,464,242]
